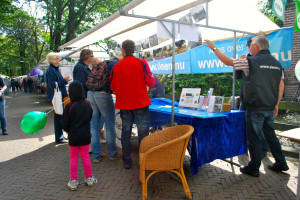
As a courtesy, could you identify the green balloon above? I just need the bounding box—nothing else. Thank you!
[20,111,48,134]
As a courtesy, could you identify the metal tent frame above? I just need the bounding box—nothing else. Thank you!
[118,0,256,125]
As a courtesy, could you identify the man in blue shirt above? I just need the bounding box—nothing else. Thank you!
[73,49,94,98]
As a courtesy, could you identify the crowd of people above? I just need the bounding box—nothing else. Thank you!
[42,36,289,191]
[2,76,35,94]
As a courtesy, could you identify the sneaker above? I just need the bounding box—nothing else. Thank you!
[240,165,259,177]
[84,176,97,186]
[56,139,68,144]
[2,131,8,135]
[68,180,78,191]
[109,153,122,161]
[268,162,289,172]
[92,154,106,163]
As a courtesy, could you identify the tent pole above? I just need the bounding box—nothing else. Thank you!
[232,31,237,108]
[205,0,208,26]
[171,22,176,126]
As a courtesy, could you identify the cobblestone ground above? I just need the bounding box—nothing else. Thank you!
[0,92,298,200]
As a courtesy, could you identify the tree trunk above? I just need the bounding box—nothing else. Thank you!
[65,1,76,42]
[53,0,65,51]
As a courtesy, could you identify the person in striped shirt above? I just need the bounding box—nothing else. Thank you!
[204,35,288,177]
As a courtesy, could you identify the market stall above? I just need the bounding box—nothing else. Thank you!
[57,0,291,175]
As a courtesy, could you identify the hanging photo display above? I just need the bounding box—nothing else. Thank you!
[153,48,163,60]
[149,34,159,47]
[162,44,173,58]
[190,4,206,22]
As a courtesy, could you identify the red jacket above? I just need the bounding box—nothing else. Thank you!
[110,56,155,110]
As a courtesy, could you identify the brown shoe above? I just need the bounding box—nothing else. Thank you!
[93,154,106,163]
[109,153,122,161]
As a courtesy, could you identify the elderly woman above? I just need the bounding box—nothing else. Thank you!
[46,52,71,144]
[89,57,101,70]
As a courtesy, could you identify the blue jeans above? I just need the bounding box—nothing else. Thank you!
[6,86,10,94]
[240,101,269,156]
[54,113,64,143]
[120,106,150,165]
[246,110,287,170]
[87,91,118,160]
[0,99,6,132]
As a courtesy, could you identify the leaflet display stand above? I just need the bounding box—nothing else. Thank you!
[178,88,201,110]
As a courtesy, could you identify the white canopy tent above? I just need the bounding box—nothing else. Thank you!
[58,0,280,124]
[59,0,278,49]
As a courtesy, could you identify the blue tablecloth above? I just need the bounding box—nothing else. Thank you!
[149,98,247,175]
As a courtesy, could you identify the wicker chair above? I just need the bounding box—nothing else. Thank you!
[139,125,194,200]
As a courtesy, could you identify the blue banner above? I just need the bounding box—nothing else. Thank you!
[148,27,293,74]
[148,50,191,74]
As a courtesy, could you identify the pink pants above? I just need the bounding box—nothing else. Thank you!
[69,144,93,180]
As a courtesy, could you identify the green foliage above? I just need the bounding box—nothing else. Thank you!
[259,0,294,27]
[0,2,46,76]
[38,0,131,50]
[162,73,242,97]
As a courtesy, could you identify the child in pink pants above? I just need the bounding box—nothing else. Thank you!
[62,80,96,191]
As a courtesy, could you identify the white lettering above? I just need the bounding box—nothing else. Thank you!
[198,59,228,69]
[214,59,226,68]
[281,51,291,61]
[260,65,281,70]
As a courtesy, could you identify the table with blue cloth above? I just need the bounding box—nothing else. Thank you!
[149,98,247,175]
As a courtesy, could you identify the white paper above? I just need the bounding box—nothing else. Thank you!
[157,21,178,39]
[179,24,199,42]
[207,96,216,113]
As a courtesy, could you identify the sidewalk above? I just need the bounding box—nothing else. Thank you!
[0,92,298,199]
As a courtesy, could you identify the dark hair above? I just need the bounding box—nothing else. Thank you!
[122,40,135,56]
[246,38,252,47]
[80,49,93,61]
[68,80,85,101]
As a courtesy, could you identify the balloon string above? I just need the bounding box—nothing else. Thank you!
[46,98,70,115]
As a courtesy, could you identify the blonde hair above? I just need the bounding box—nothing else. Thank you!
[89,57,101,69]
[47,52,60,64]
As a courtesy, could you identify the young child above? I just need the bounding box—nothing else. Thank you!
[62,80,96,191]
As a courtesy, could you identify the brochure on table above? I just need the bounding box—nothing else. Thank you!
[179,88,201,110]
[178,88,225,113]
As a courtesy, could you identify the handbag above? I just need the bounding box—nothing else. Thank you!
[52,82,63,115]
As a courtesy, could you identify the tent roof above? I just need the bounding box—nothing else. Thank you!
[59,0,279,50]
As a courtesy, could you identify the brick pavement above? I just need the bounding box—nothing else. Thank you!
[0,92,298,200]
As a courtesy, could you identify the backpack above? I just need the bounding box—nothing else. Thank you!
[86,60,115,91]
